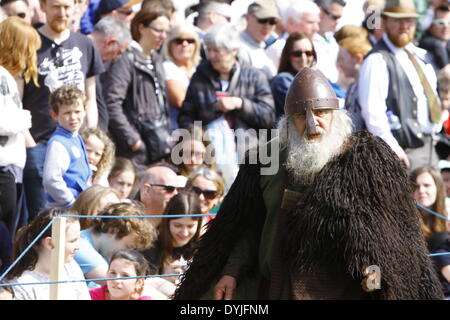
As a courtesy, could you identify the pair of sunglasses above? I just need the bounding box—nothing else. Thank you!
[291,50,314,58]
[172,38,196,45]
[322,7,341,21]
[150,184,178,193]
[257,17,277,25]
[191,186,218,200]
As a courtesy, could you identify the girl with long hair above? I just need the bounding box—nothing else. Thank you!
[8,209,90,300]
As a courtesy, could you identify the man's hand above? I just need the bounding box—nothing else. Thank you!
[213,275,237,300]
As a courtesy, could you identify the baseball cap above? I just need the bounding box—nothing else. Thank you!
[247,0,280,20]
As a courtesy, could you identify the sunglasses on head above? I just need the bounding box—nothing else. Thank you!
[191,186,218,200]
[322,7,341,20]
[433,18,450,26]
[172,38,196,45]
[257,17,277,25]
[291,50,314,57]
[150,184,178,193]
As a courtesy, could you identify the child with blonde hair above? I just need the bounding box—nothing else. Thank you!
[80,127,115,187]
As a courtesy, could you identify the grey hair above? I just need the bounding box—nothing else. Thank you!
[93,16,132,45]
[203,22,241,52]
[280,0,320,25]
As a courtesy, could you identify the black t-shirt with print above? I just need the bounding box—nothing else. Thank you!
[23,30,104,143]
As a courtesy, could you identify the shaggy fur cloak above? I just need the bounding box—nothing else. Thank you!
[284,131,443,299]
[174,131,444,300]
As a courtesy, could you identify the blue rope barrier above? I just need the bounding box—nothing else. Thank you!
[60,213,216,219]
[429,252,450,257]
[416,203,450,221]
[0,274,184,288]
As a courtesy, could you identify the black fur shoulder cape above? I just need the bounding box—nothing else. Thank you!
[284,131,443,299]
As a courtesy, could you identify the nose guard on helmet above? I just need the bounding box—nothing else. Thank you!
[305,105,319,136]
[284,68,339,133]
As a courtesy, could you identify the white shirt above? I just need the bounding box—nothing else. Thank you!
[0,66,31,169]
[358,33,439,152]
[11,260,91,300]
[313,32,340,83]
[162,60,190,87]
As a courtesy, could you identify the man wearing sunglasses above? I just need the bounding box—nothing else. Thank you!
[139,164,183,227]
[0,0,32,24]
[419,5,450,72]
[238,0,279,80]
[312,0,346,84]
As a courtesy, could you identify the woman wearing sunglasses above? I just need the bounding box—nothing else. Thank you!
[161,23,201,131]
[270,31,317,120]
[186,166,225,233]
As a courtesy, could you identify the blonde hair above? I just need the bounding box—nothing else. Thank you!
[80,127,115,184]
[161,23,201,71]
[334,24,368,43]
[71,185,120,229]
[0,16,41,86]
[338,35,372,58]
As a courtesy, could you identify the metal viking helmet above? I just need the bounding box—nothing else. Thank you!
[284,67,339,134]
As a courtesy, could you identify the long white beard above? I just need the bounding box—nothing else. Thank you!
[277,111,353,185]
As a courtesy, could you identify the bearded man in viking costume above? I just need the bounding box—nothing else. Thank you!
[173,68,444,300]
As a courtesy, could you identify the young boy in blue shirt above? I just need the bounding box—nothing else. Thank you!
[43,84,92,209]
